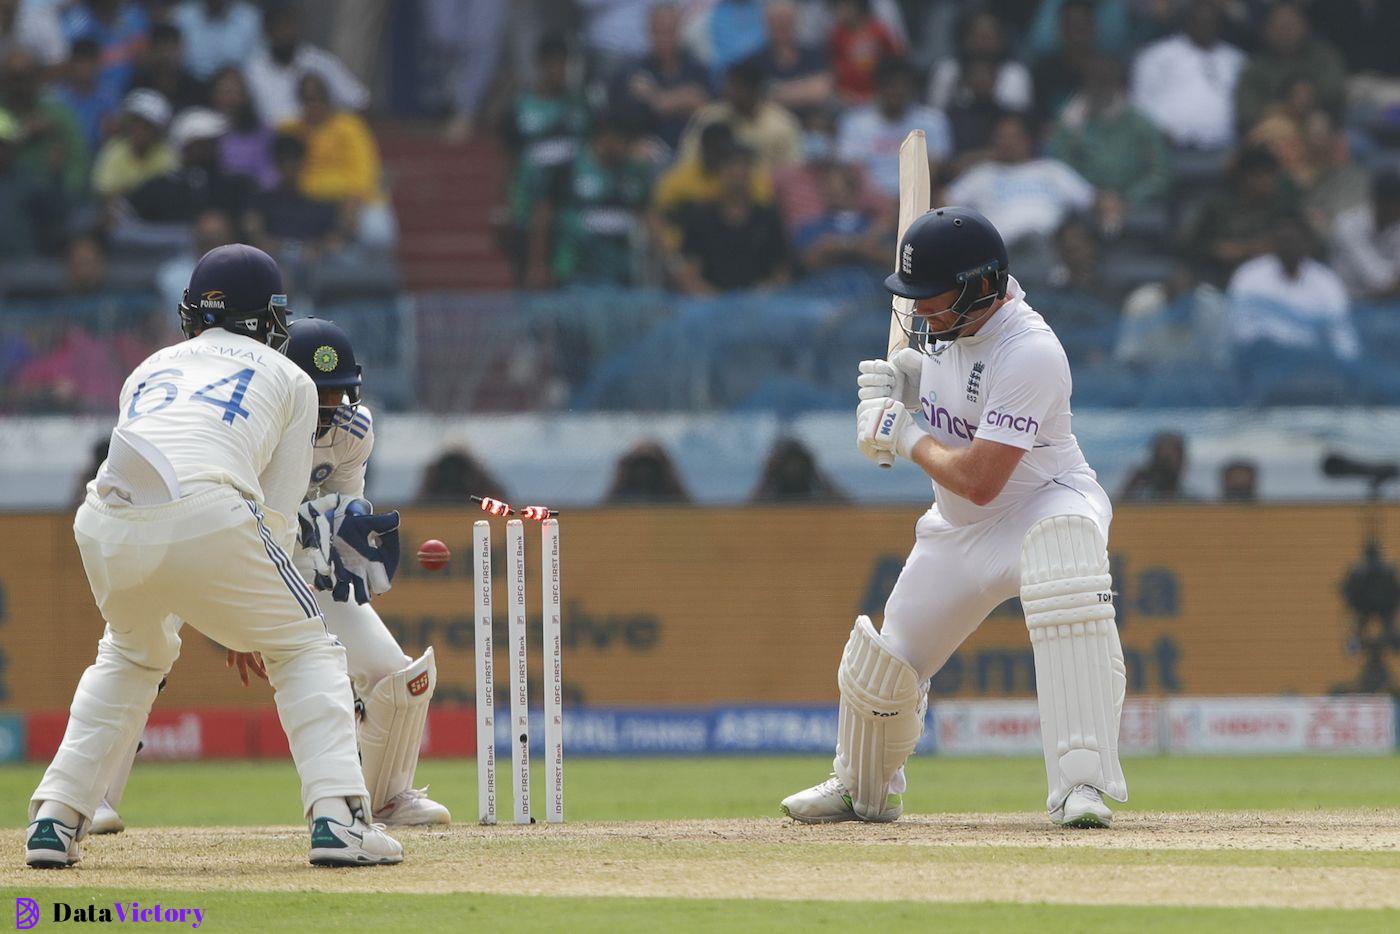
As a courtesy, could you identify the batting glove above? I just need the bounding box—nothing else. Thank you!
[856,348,922,409]
[856,397,925,463]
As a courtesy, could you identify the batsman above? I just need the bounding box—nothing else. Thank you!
[781,204,1126,828]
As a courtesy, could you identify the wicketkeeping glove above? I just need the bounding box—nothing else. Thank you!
[856,397,925,463]
[297,493,348,591]
[331,501,401,605]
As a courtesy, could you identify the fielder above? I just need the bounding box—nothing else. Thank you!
[781,207,1127,828]
[27,245,402,867]
[90,317,450,835]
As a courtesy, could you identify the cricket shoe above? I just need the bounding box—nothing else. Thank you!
[309,813,403,867]
[89,798,125,835]
[780,775,902,824]
[25,818,81,868]
[1052,784,1113,829]
[374,787,451,826]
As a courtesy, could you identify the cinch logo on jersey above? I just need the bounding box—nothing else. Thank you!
[922,398,979,441]
[985,409,1039,434]
[199,289,225,310]
[17,898,204,928]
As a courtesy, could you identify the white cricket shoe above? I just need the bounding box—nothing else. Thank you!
[1052,784,1113,829]
[89,798,125,835]
[25,818,81,868]
[308,813,404,867]
[373,787,451,826]
[780,775,902,824]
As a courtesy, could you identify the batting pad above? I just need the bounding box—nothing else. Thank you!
[359,647,436,811]
[834,615,927,820]
[1021,515,1128,811]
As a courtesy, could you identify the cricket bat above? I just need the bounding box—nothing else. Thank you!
[877,130,931,469]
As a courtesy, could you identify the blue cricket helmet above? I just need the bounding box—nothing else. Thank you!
[179,244,290,350]
[285,317,363,440]
[885,206,1009,352]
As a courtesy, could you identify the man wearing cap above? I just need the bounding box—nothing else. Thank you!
[93,89,175,198]
[781,206,1127,829]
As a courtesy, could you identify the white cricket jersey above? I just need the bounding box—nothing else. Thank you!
[106,329,318,544]
[915,275,1104,527]
[307,405,374,500]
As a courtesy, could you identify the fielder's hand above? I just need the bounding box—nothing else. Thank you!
[856,397,925,463]
[226,650,267,687]
[857,348,922,409]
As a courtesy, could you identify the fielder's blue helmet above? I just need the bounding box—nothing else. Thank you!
[285,317,363,440]
[179,244,290,350]
[885,206,1009,352]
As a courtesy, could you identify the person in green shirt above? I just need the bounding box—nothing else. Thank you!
[0,47,89,198]
[1234,2,1346,133]
[1048,55,1169,231]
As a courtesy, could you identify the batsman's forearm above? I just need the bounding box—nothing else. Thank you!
[907,436,998,506]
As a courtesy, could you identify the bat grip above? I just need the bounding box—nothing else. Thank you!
[876,452,894,469]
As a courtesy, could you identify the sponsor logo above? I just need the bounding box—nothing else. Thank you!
[901,242,913,275]
[921,398,978,441]
[16,898,38,931]
[313,345,339,372]
[198,289,225,310]
[984,409,1039,435]
[408,671,431,696]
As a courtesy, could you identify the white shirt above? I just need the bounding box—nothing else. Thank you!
[112,329,317,545]
[1227,254,1359,360]
[1331,205,1400,299]
[944,159,1095,244]
[836,104,952,197]
[1131,34,1244,149]
[244,43,370,127]
[576,0,663,58]
[926,59,1033,112]
[916,276,1103,527]
[306,404,374,500]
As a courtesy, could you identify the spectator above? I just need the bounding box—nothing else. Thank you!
[613,3,709,151]
[129,22,207,113]
[604,441,690,504]
[1028,217,1121,363]
[0,107,65,256]
[793,161,887,275]
[92,88,174,198]
[416,448,506,506]
[280,72,394,248]
[209,67,274,189]
[1048,55,1169,222]
[501,34,588,279]
[829,0,902,104]
[1220,459,1258,502]
[928,9,1032,114]
[757,0,832,122]
[422,0,510,141]
[60,0,148,96]
[52,36,119,152]
[1025,0,1133,60]
[577,0,663,73]
[1331,171,1400,300]
[1244,75,1324,190]
[945,57,1011,170]
[1114,262,1231,370]
[529,112,652,288]
[945,113,1096,249]
[0,0,66,66]
[672,145,789,294]
[1,46,88,198]
[686,0,768,77]
[1227,214,1357,362]
[1119,431,1188,502]
[653,121,774,253]
[245,133,347,266]
[120,108,254,247]
[1184,145,1297,284]
[1234,2,1344,133]
[679,56,801,169]
[156,206,235,311]
[244,4,369,128]
[172,0,262,80]
[1299,111,1370,236]
[836,57,950,199]
[1031,0,1099,122]
[751,437,844,503]
[1130,0,1244,150]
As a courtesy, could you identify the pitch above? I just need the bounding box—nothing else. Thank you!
[3,756,1399,931]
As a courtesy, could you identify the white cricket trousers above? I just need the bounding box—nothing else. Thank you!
[32,484,369,822]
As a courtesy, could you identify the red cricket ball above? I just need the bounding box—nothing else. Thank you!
[417,539,451,571]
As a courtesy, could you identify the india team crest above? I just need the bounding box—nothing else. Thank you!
[313,346,339,372]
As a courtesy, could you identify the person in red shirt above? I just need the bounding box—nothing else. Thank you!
[830,0,903,103]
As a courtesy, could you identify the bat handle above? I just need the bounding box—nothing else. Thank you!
[876,452,894,469]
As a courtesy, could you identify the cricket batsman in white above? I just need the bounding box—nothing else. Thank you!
[781,207,1127,828]
[89,317,450,834]
[26,245,402,867]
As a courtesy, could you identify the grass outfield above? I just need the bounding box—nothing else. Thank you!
[1,756,1399,931]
